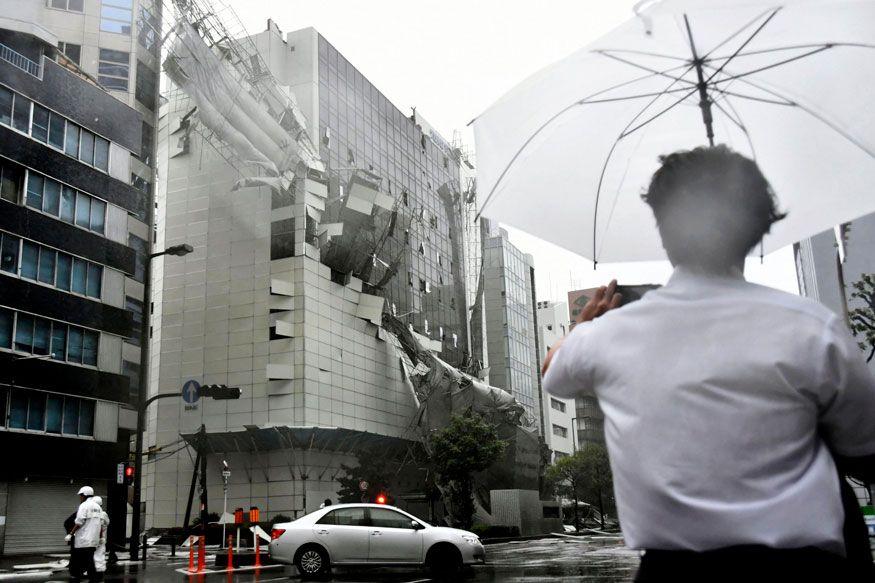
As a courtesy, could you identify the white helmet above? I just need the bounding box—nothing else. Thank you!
[93,496,103,507]
[77,486,94,497]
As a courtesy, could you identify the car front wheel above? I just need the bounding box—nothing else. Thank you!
[425,543,463,580]
[294,545,329,579]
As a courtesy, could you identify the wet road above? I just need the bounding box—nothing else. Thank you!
[2,536,640,582]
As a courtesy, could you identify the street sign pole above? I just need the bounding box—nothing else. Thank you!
[222,463,230,548]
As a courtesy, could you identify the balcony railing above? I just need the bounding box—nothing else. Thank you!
[0,42,41,78]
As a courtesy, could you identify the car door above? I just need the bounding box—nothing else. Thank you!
[367,507,424,563]
[312,507,371,563]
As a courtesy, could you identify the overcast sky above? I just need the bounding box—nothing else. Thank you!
[232,0,799,301]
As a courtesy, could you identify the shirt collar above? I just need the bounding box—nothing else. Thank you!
[665,265,746,291]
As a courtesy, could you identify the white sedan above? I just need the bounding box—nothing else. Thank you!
[269,503,485,578]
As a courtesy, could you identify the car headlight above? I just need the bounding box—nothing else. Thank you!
[461,535,480,545]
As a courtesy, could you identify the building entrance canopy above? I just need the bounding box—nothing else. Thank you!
[180,424,415,458]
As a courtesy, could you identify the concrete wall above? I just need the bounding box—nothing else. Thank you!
[537,301,575,459]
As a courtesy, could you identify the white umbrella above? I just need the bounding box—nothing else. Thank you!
[472,0,875,264]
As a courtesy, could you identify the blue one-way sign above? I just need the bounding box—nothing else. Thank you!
[182,380,201,403]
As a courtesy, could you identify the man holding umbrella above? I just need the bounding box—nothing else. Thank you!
[543,146,875,581]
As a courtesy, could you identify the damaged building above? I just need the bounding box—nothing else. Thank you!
[145,8,542,531]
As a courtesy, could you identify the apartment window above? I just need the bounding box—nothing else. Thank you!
[0,161,24,203]
[0,233,18,273]
[98,49,130,90]
[138,121,154,166]
[550,398,566,413]
[12,93,31,132]
[552,424,568,438]
[25,172,107,235]
[0,307,11,348]
[49,0,84,11]
[135,61,157,110]
[9,311,98,366]
[57,41,81,65]
[14,238,102,299]
[100,0,133,35]
[5,388,95,436]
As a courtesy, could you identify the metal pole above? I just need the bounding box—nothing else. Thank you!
[199,425,209,537]
[683,15,715,147]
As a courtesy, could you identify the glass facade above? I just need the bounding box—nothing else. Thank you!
[315,36,468,365]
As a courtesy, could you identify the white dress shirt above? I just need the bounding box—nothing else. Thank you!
[74,497,102,549]
[544,267,875,555]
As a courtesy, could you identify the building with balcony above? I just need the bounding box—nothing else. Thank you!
[0,24,146,555]
[536,300,574,460]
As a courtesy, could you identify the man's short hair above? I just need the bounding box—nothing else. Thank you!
[642,145,786,268]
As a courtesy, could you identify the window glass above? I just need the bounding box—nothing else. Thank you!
[72,259,87,295]
[86,263,102,298]
[322,508,367,527]
[37,247,56,284]
[135,61,157,110]
[26,173,43,210]
[1,233,18,273]
[62,397,79,433]
[80,130,95,165]
[0,308,12,348]
[43,178,61,215]
[83,330,98,366]
[98,49,130,88]
[58,42,82,65]
[65,123,80,157]
[31,104,49,142]
[94,137,109,172]
[21,242,39,279]
[32,317,50,355]
[78,399,95,435]
[0,386,6,426]
[369,508,415,529]
[56,253,72,290]
[12,95,30,132]
[14,313,34,352]
[60,186,76,223]
[46,395,63,433]
[0,162,22,203]
[27,392,45,431]
[67,326,83,363]
[9,390,28,428]
[51,322,66,360]
[75,192,91,228]
[0,85,12,125]
[69,0,84,9]
[48,113,65,149]
[90,199,106,234]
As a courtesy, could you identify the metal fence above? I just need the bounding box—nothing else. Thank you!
[0,42,41,77]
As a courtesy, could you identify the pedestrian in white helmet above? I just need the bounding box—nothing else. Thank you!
[92,496,110,574]
[66,486,101,582]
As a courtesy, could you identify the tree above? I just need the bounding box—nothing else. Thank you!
[430,412,506,530]
[545,444,614,530]
[336,455,396,504]
[849,273,875,362]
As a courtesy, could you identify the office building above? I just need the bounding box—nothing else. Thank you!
[482,223,543,432]
[146,19,477,527]
[0,20,147,554]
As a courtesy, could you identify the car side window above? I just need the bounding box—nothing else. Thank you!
[318,508,367,526]
[369,508,416,529]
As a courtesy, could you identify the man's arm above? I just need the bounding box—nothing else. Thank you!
[542,280,622,398]
[818,315,875,480]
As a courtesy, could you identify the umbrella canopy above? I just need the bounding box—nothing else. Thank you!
[472,0,875,264]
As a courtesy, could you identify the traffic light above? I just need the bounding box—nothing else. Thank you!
[200,384,242,400]
[124,464,135,485]
[375,493,387,505]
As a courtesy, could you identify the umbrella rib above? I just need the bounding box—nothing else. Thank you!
[588,48,688,61]
[704,8,781,84]
[707,42,875,62]
[700,7,784,60]
[620,87,700,140]
[476,64,694,217]
[593,50,697,85]
[710,87,794,107]
[710,94,757,160]
[707,66,875,159]
[710,45,835,85]
[582,85,695,104]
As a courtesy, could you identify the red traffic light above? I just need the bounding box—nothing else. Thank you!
[124,466,134,478]
[375,494,387,504]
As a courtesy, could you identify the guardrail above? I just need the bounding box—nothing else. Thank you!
[0,42,41,77]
